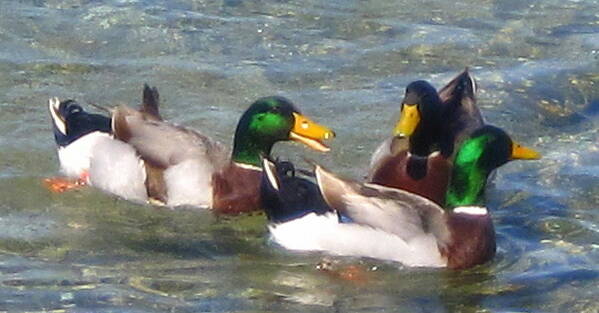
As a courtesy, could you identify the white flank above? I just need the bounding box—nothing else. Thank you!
[269,212,447,268]
[164,159,213,207]
[453,206,488,215]
[88,137,148,203]
[57,132,112,180]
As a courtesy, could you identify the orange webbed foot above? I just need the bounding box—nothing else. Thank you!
[317,259,372,285]
[43,172,88,193]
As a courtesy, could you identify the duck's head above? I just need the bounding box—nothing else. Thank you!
[48,97,111,147]
[233,96,335,166]
[393,81,444,156]
[445,125,541,209]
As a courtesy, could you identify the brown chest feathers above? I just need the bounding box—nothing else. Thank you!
[211,163,263,215]
[369,151,451,206]
[441,213,496,270]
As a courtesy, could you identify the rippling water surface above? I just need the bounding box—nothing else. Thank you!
[0,0,598,312]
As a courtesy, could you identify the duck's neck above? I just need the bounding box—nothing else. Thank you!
[410,118,444,157]
[444,156,489,210]
[232,133,275,167]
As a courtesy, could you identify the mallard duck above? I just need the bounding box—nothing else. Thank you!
[368,69,484,205]
[91,95,335,214]
[45,85,160,192]
[267,125,540,269]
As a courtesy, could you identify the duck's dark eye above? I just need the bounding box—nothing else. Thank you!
[270,106,281,114]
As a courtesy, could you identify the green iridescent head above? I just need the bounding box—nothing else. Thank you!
[232,96,335,166]
[445,125,541,209]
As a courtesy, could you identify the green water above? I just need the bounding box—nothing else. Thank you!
[0,0,598,311]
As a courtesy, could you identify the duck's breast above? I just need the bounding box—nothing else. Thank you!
[442,211,496,270]
[369,151,451,206]
[211,163,263,214]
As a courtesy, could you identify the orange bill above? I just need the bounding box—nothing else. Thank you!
[290,112,335,152]
[511,142,541,160]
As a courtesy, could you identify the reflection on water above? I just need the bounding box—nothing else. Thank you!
[0,0,598,311]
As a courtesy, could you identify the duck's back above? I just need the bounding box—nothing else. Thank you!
[111,105,229,207]
[113,106,228,168]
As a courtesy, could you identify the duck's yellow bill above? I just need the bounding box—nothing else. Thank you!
[511,142,541,160]
[393,104,420,137]
[290,112,335,152]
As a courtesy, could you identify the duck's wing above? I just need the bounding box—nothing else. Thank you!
[315,164,451,245]
[438,69,485,155]
[112,105,228,169]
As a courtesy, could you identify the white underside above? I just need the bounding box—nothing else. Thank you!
[269,212,447,268]
[164,159,213,207]
[87,136,148,203]
[57,132,112,179]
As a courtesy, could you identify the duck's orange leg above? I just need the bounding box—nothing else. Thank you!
[317,260,372,285]
[43,171,89,193]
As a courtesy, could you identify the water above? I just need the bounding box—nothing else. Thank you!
[1,0,598,311]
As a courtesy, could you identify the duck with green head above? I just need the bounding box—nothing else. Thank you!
[368,69,484,205]
[86,94,334,214]
[266,125,540,269]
